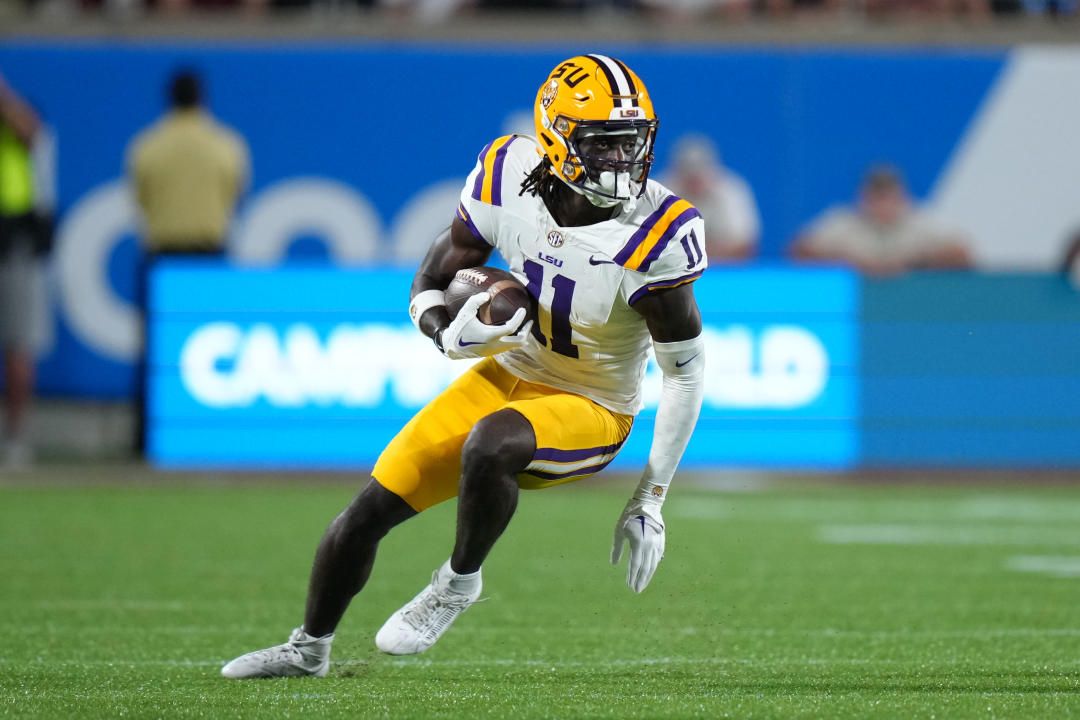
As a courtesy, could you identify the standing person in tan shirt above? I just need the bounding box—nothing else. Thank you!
[128,69,249,256]
[127,69,250,453]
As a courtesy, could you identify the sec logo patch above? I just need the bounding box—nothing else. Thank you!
[547,230,565,248]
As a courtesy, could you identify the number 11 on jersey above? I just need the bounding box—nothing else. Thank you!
[522,258,579,359]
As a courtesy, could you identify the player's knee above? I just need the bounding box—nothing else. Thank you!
[329,483,414,545]
[327,506,385,546]
[461,412,534,478]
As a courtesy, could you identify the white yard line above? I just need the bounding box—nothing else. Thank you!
[958,497,1080,522]
[8,625,245,635]
[818,524,1080,546]
[6,628,1080,670]
[665,498,731,519]
[1007,555,1080,578]
[31,600,188,611]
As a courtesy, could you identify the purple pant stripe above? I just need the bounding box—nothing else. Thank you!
[533,436,628,464]
[524,458,617,482]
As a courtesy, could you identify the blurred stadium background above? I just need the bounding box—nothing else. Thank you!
[2,7,1080,717]
[0,9,1077,470]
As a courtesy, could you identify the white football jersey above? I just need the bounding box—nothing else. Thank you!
[458,135,707,416]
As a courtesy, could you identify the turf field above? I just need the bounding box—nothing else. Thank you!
[2,470,1079,719]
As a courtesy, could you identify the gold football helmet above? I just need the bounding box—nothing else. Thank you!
[534,54,658,205]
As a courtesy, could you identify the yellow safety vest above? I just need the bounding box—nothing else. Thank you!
[0,123,34,217]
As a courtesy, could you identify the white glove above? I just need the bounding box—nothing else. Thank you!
[440,291,531,360]
[610,498,666,593]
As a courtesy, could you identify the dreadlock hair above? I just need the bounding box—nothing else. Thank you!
[520,157,560,203]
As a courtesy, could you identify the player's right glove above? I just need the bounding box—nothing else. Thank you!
[437,291,531,360]
[610,498,666,593]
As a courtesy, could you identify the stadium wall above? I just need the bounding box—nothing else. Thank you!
[861,273,1080,468]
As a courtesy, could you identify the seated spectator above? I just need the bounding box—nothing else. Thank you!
[660,133,760,262]
[790,164,972,275]
[1062,228,1080,290]
[639,0,752,21]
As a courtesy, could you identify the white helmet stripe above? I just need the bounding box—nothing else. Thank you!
[588,54,633,108]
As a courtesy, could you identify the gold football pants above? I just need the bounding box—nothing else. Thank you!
[373,357,633,511]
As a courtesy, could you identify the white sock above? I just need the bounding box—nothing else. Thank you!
[293,627,334,663]
[297,627,334,643]
[440,559,481,595]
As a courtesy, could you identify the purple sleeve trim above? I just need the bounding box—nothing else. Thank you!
[457,203,491,246]
[627,269,704,307]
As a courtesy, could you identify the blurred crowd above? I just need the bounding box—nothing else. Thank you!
[13,0,1078,19]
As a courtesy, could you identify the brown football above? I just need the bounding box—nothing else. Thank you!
[444,266,534,326]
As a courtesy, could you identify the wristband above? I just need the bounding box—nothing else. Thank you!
[409,289,446,331]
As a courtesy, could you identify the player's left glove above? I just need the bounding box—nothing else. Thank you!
[610,498,665,593]
[438,291,531,361]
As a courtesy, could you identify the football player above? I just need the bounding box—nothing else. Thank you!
[222,54,706,678]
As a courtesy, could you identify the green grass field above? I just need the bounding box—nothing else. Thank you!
[2,470,1079,719]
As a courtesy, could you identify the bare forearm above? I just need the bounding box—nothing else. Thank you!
[409,219,492,339]
[0,85,40,146]
[915,243,972,270]
[410,227,490,297]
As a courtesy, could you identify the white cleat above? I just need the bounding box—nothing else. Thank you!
[221,627,333,679]
[375,569,481,655]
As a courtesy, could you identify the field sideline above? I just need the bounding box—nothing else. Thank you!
[2,468,1079,718]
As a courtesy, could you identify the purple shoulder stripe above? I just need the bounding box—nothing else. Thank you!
[470,140,496,202]
[627,269,704,307]
[614,195,679,266]
[489,136,516,207]
[469,136,519,207]
[637,206,702,272]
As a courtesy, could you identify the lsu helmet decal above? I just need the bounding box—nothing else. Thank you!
[534,55,659,205]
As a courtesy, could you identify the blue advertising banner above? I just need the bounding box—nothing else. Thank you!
[148,263,859,469]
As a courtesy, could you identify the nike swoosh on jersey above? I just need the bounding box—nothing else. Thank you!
[675,353,700,368]
[588,256,616,265]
